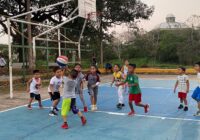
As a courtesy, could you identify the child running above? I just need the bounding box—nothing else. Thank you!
[174,67,189,111]
[74,63,88,112]
[26,70,43,110]
[116,64,149,116]
[61,69,87,129]
[192,62,200,116]
[111,64,125,109]
[86,65,100,111]
[48,67,63,116]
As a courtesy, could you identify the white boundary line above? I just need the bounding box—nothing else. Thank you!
[0,83,108,113]
[93,110,200,122]
[0,98,50,113]
[30,106,200,122]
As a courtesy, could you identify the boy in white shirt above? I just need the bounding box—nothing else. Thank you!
[48,67,62,116]
[27,70,43,110]
[174,67,189,111]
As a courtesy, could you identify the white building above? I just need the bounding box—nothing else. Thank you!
[155,14,189,30]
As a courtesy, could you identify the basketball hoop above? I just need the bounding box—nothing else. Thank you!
[87,12,101,29]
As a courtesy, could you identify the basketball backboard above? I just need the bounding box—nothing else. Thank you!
[78,0,96,21]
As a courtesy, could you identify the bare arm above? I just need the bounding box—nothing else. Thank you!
[186,80,189,93]
[110,76,115,86]
[26,79,32,93]
[174,81,178,93]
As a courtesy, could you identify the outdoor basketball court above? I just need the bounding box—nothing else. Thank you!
[1,79,200,140]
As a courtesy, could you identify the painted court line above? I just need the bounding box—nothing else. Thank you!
[0,83,109,114]
[95,110,200,122]
[0,98,51,113]
[31,105,200,123]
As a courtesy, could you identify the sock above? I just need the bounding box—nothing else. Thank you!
[185,105,188,107]
[180,103,183,106]
[51,106,54,111]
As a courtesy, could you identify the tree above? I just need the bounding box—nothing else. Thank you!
[0,0,154,66]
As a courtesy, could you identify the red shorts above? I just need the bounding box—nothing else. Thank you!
[178,92,187,99]
[129,93,142,104]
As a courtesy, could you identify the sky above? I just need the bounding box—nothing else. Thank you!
[110,0,200,33]
[1,0,200,44]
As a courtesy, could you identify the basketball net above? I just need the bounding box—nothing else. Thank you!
[87,12,101,30]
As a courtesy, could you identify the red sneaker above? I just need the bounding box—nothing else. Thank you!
[39,105,43,109]
[128,111,135,116]
[84,106,88,112]
[27,105,32,110]
[61,123,68,129]
[81,116,87,125]
[144,104,150,113]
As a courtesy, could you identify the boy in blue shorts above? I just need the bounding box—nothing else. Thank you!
[192,62,200,116]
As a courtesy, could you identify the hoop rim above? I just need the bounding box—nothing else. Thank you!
[87,12,101,20]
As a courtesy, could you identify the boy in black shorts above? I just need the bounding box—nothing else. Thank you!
[48,67,62,116]
[27,70,43,110]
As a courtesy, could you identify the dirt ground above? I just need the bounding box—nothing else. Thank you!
[0,74,197,111]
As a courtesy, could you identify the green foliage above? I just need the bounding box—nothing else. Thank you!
[119,29,200,66]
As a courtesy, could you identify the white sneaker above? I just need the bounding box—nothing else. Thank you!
[91,105,95,111]
[94,105,98,111]
[194,111,200,116]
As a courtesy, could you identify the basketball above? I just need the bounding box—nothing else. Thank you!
[56,56,68,67]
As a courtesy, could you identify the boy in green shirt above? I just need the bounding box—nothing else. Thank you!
[116,64,149,116]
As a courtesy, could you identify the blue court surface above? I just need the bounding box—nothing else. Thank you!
[1,79,200,140]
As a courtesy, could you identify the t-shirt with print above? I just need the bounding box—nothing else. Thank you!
[177,74,189,93]
[86,73,100,87]
[48,76,62,93]
[30,78,41,94]
[113,71,123,82]
[62,76,77,99]
[124,74,141,94]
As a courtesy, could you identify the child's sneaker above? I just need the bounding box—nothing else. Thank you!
[184,106,188,111]
[128,111,135,116]
[27,105,32,110]
[81,116,87,125]
[178,104,184,109]
[39,105,43,109]
[61,122,68,129]
[91,105,95,111]
[49,111,58,116]
[194,111,200,116]
[144,104,150,113]
[116,103,122,109]
[94,105,98,111]
[84,106,88,112]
